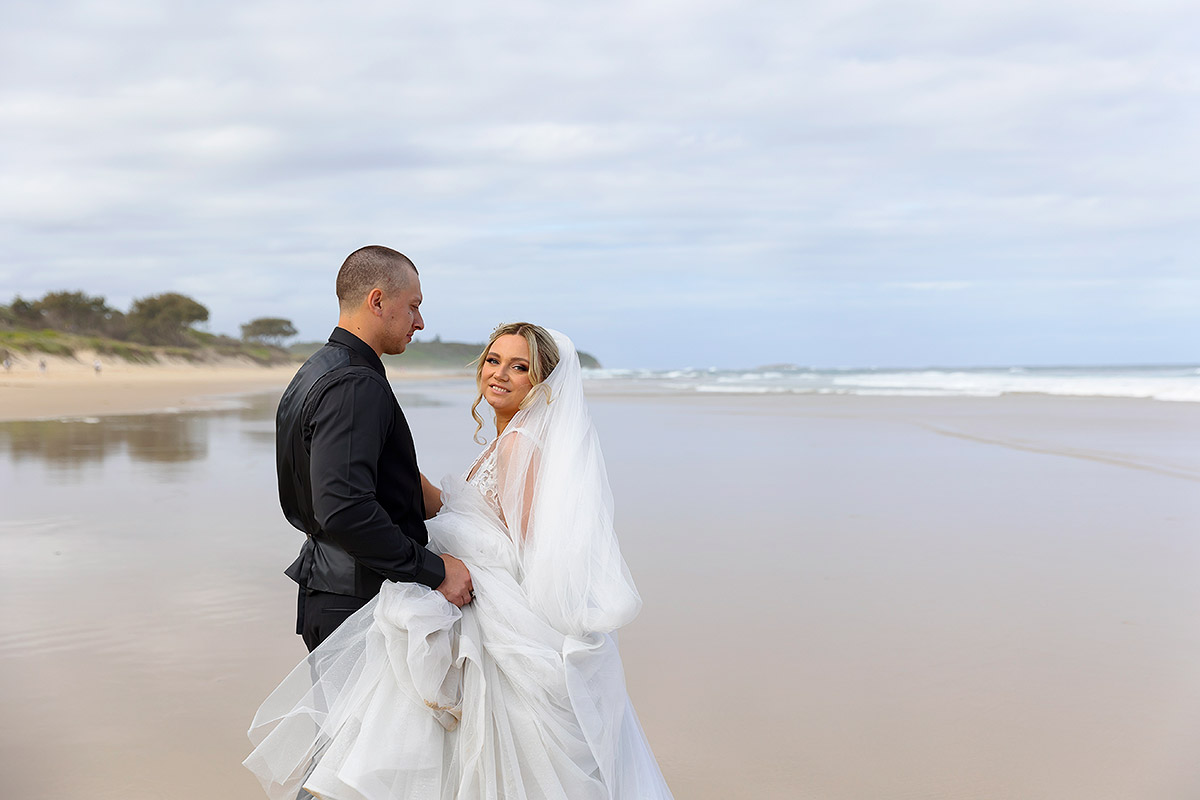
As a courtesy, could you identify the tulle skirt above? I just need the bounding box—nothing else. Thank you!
[244,479,673,800]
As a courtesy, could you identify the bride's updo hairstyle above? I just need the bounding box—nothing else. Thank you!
[471,322,560,442]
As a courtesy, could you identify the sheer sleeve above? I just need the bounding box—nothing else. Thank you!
[494,431,539,540]
[491,332,642,636]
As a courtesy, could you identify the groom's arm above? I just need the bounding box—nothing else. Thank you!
[307,372,446,588]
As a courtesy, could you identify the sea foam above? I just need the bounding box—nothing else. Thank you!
[584,365,1200,403]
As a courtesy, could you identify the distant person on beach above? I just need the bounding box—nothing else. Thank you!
[38,359,46,374]
[247,323,673,799]
[93,359,102,375]
[274,245,472,653]
[2,357,10,372]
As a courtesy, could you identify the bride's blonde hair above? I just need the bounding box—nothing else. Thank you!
[470,322,560,443]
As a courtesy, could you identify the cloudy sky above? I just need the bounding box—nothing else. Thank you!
[2,0,1197,368]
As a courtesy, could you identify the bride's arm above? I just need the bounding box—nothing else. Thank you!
[420,472,443,518]
[495,431,540,541]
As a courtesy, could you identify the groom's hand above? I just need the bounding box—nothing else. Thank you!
[437,554,473,607]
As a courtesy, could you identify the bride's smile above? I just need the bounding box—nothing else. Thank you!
[480,334,534,426]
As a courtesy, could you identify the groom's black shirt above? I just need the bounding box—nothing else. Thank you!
[277,327,446,601]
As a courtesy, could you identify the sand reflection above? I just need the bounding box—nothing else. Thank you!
[1,388,1199,799]
[0,414,209,466]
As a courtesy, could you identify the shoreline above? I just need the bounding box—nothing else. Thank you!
[0,356,473,422]
[0,365,298,422]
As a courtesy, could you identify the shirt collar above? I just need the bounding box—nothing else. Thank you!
[328,327,387,377]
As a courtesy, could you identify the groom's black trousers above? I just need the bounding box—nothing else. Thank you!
[298,587,368,652]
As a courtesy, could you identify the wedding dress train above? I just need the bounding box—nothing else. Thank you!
[244,331,673,800]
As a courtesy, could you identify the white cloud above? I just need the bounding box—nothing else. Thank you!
[1,0,1198,366]
[889,282,973,292]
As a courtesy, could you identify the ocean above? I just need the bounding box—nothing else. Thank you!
[584,363,1200,402]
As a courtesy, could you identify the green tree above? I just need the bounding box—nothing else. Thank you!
[240,317,298,346]
[33,291,120,335]
[126,293,210,345]
[9,296,42,327]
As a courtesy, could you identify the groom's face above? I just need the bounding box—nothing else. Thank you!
[379,271,424,355]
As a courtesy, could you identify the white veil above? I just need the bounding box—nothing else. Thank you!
[244,329,670,800]
[494,329,642,635]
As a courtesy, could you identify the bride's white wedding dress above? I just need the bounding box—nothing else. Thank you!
[244,331,673,800]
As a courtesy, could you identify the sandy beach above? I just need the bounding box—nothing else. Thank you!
[0,354,469,422]
[1,378,1198,798]
[0,353,297,422]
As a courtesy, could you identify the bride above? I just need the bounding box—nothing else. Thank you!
[244,323,674,800]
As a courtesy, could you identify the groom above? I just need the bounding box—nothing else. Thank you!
[276,245,473,651]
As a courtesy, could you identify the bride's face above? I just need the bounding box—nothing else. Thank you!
[480,334,534,415]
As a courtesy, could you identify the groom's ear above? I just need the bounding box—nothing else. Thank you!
[367,287,385,315]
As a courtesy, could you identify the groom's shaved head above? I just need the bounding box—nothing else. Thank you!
[336,246,418,310]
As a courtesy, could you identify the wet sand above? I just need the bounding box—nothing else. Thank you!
[1,384,1198,798]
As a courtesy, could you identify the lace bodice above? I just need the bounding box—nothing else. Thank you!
[466,442,503,520]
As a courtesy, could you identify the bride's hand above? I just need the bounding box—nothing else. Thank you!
[437,554,474,607]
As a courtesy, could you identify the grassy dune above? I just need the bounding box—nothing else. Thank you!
[0,329,292,366]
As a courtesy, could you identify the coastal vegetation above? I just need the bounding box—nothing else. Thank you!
[0,290,293,365]
[1,292,601,369]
